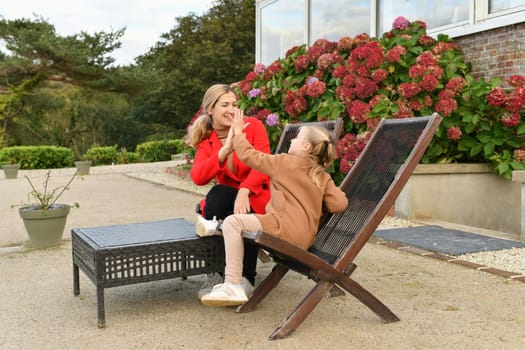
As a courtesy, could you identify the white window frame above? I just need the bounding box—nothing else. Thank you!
[256,0,525,63]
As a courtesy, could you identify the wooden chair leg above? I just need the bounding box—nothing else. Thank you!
[270,280,333,340]
[337,276,400,323]
[237,264,289,313]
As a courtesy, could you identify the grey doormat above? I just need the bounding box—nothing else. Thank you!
[374,225,525,255]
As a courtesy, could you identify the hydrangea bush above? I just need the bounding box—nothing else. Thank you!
[235,16,525,181]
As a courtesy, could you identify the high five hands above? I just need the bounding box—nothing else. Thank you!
[231,108,249,136]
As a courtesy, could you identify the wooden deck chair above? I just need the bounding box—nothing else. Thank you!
[238,113,442,340]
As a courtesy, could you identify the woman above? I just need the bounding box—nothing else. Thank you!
[189,84,271,299]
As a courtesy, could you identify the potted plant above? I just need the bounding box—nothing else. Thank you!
[1,157,21,179]
[74,158,92,175]
[15,170,79,248]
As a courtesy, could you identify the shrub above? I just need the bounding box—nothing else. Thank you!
[0,146,73,169]
[83,145,118,166]
[136,139,185,162]
[117,149,141,164]
[235,17,524,180]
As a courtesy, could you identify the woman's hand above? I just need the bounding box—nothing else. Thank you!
[232,108,248,136]
[218,127,234,163]
[234,187,251,214]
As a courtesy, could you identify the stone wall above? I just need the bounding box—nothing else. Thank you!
[454,22,525,86]
[395,164,524,241]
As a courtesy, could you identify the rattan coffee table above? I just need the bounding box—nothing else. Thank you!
[72,218,224,327]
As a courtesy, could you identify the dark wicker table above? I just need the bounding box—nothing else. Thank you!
[72,218,225,327]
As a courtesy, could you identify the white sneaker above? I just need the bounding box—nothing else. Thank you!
[195,215,220,237]
[241,277,255,297]
[201,281,248,307]
[197,273,224,300]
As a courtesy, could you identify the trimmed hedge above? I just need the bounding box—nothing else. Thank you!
[83,145,119,166]
[0,146,73,169]
[136,139,185,162]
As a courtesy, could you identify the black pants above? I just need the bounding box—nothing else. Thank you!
[199,184,259,285]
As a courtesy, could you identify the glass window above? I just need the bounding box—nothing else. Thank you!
[260,0,305,65]
[489,0,525,13]
[309,0,370,44]
[377,0,469,34]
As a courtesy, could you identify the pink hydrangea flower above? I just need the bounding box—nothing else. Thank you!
[393,16,410,30]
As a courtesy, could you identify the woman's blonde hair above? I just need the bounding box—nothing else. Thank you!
[302,125,336,188]
[189,84,236,148]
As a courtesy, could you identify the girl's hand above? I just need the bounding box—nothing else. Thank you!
[234,187,251,214]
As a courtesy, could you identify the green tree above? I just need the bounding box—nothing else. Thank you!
[0,15,128,146]
[134,0,256,134]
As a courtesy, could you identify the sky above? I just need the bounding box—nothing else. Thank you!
[0,0,215,66]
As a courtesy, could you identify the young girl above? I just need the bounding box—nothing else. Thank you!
[201,109,348,306]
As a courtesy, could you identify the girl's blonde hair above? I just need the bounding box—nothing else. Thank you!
[302,125,336,188]
[189,84,236,148]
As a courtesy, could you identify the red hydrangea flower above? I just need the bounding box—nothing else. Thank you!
[508,75,525,87]
[505,93,524,113]
[435,98,458,117]
[385,45,407,63]
[285,45,300,57]
[337,36,354,52]
[486,87,507,107]
[393,100,414,118]
[432,42,460,55]
[347,100,370,123]
[371,68,388,83]
[350,41,384,69]
[335,85,355,104]
[409,64,426,79]
[398,82,422,98]
[447,126,462,140]
[255,109,271,121]
[332,65,348,79]
[420,74,439,92]
[416,52,438,66]
[408,98,423,111]
[369,94,388,108]
[263,61,283,80]
[284,90,308,118]
[501,112,521,127]
[366,117,380,131]
[354,77,379,99]
[294,54,310,73]
[305,78,326,98]
[445,77,467,94]
[418,35,435,46]
[317,53,335,70]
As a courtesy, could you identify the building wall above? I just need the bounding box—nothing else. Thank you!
[455,22,525,86]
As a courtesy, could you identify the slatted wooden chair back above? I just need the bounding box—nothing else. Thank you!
[311,114,442,268]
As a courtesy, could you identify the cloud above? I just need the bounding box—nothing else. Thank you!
[0,0,214,65]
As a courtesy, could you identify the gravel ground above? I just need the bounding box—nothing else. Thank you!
[1,161,524,349]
